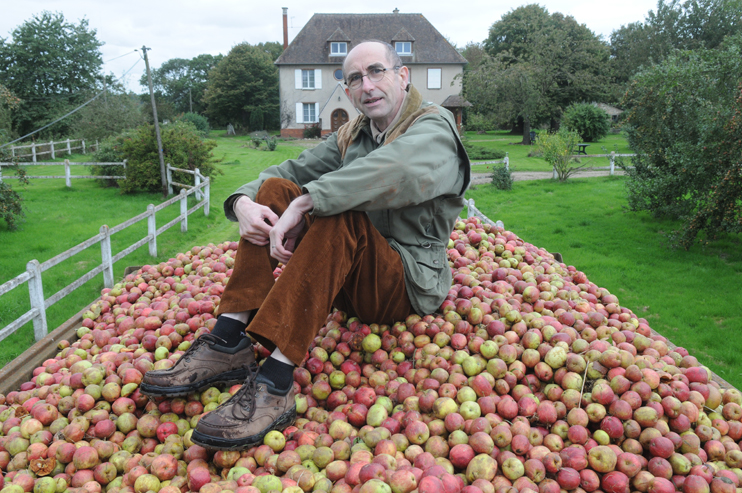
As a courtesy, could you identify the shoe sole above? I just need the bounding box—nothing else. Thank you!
[139,368,250,397]
[190,405,297,451]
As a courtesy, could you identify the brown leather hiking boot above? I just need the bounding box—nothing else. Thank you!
[140,334,256,397]
[191,371,296,450]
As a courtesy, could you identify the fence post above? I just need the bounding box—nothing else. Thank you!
[123,159,127,180]
[66,139,71,155]
[467,199,474,218]
[27,259,48,341]
[100,225,114,289]
[95,140,99,152]
[11,146,14,158]
[166,164,173,195]
[610,151,615,176]
[50,141,55,160]
[194,168,202,201]
[32,143,37,163]
[505,153,509,171]
[553,166,558,180]
[180,189,188,233]
[147,204,157,257]
[82,140,86,155]
[204,178,210,216]
[0,166,3,184]
[64,159,71,188]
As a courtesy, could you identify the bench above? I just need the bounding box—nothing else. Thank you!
[576,144,589,155]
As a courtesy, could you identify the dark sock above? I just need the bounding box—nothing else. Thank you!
[210,315,248,348]
[259,356,295,390]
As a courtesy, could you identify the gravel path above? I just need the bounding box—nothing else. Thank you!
[471,168,626,185]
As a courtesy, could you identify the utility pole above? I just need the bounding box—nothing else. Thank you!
[189,87,193,113]
[141,45,168,198]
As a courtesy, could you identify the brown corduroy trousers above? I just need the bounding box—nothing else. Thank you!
[216,178,413,366]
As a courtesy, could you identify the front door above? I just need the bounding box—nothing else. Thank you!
[331,109,349,132]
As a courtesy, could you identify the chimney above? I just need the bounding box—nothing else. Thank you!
[282,8,289,50]
[393,8,399,13]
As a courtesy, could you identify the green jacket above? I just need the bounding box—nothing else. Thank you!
[224,85,471,315]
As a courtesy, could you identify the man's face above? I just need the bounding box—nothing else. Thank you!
[343,42,409,131]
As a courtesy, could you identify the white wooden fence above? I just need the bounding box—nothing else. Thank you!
[471,151,637,178]
[0,167,210,344]
[0,160,126,187]
[471,153,510,170]
[8,139,98,162]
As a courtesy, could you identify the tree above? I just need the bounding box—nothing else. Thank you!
[0,84,20,139]
[256,42,283,62]
[92,121,220,193]
[537,128,585,181]
[610,0,742,84]
[0,11,103,137]
[562,103,610,142]
[140,54,223,115]
[204,43,279,129]
[68,77,145,141]
[478,5,611,139]
[621,34,742,247]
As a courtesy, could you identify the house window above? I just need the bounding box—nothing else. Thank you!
[303,103,317,123]
[330,42,347,56]
[427,68,442,89]
[334,68,344,81]
[302,69,315,89]
[395,42,412,55]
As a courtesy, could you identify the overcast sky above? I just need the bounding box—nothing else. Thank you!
[2,0,658,93]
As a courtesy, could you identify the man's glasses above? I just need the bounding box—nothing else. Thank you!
[345,66,400,89]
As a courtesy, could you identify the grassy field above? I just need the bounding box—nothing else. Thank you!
[467,177,742,389]
[3,130,741,392]
[0,133,304,365]
[465,130,632,172]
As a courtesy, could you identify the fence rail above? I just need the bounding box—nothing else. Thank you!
[471,153,510,170]
[7,138,99,162]
[0,166,210,344]
[0,160,127,187]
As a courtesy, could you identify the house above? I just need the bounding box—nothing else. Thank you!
[275,9,468,138]
[595,103,624,122]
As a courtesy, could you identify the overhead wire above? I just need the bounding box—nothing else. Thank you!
[1,55,143,148]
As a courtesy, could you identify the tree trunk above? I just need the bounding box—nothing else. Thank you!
[521,116,532,145]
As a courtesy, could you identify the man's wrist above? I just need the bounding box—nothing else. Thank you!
[232,194,250,214]
[290,194,315,215]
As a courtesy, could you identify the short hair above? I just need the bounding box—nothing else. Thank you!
[342,40,404,77]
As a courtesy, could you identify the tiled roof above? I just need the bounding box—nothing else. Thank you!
[276,13,468,65]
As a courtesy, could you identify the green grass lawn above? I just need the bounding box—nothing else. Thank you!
[0,133,305,366]
[465,130,633,172]
[467,177,742,389]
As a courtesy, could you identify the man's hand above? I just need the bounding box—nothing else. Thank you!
[269,194,314,263]
[234,195,279,246]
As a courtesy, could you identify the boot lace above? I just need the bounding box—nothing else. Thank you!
[180,333,225,360]
[229,365,259,420]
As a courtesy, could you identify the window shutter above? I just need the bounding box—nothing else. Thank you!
[295,69,302,89]
[314,69,322,89]
[296,103,304,123]
[428,68,442,89]
[314,103,320,123]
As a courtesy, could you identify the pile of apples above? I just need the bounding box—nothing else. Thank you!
[1,216,740,493]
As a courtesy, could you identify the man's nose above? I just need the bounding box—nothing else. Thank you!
[361,74,376,92]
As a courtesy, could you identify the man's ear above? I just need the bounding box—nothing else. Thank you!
[398,66,410,88]
[345,87,351,99]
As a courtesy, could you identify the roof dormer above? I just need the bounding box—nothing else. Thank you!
[392,28,415,57]
[327,28,350,58]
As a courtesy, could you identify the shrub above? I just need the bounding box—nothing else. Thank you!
[466,112,492,134]
[562,103,610,142]
[92,121,220,194]
[461,137,506,161]
[250,135,263,149]
[263,137,277,151]
[0,150,30,230]
[490,165,513,190]
[174,112,209,136]
[537,128,585,181]
[303,123,321,139]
